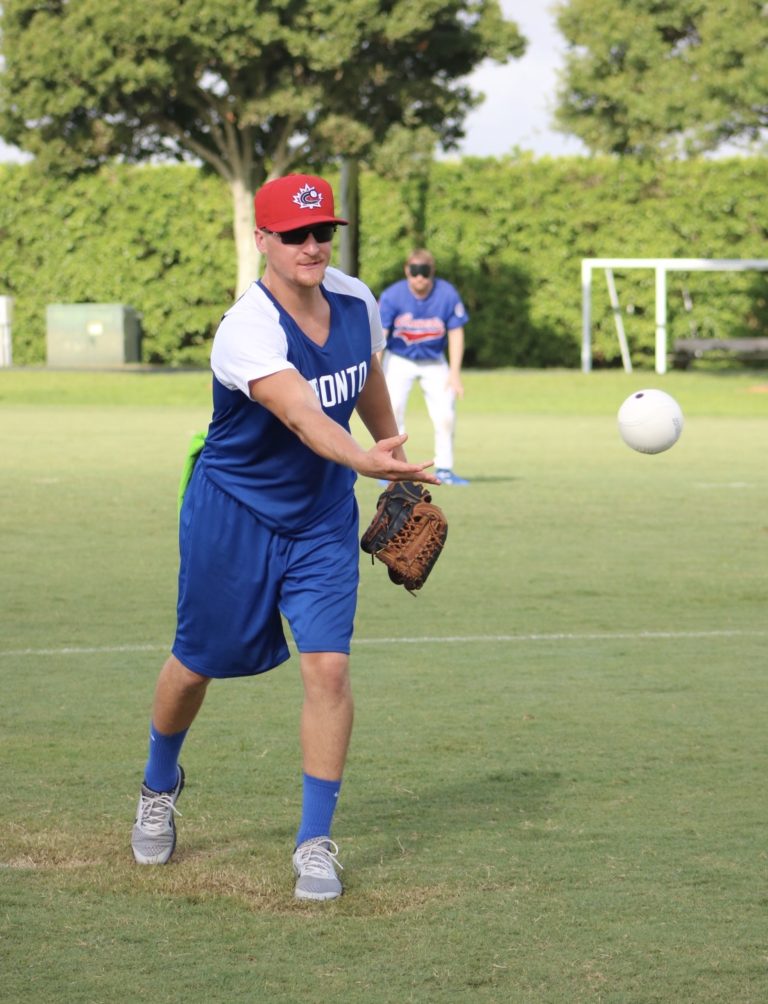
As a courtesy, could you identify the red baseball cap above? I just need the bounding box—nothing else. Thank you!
[254,174,348,232]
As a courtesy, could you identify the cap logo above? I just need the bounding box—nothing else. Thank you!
[292,182,323,211]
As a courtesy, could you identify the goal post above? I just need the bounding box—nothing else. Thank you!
[581,258,768,374]
[0,296,12,367]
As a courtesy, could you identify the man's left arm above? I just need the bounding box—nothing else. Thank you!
[356,354,409,463]
[447,326,465,398]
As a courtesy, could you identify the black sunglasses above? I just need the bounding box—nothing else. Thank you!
[263,224,337,245]
[407,263,433,277]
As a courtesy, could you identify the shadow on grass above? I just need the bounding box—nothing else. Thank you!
[349,767,563,855]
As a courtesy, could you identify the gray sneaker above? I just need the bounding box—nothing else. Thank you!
[131,766,185,865]
[292,837,343,901]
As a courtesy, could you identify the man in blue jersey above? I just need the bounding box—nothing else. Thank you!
[378,248,470,485]
[130,174,437,901]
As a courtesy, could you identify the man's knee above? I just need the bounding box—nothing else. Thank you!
[301,653,351,702]
[162,655,212,695]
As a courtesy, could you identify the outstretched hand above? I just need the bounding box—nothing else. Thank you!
[361,434,440,485]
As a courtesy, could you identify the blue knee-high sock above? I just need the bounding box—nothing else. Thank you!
[143,723,188,793]
[296,773,342,847]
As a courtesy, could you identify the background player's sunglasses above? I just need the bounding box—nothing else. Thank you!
[407,263,433,277]
[263,224,337,245]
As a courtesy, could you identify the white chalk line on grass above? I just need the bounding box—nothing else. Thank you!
[0,643,167,658]
[1,629,767,659]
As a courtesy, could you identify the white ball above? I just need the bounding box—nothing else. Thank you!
[617,389,684,454]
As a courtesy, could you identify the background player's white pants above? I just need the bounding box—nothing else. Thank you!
[382,352,456,471]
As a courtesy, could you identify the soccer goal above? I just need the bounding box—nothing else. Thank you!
[581,258,768,374]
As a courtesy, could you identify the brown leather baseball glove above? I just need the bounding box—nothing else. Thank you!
[360,481,448,593]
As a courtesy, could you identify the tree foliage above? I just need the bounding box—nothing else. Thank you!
[554,0,768,157]
[0,0,525,289]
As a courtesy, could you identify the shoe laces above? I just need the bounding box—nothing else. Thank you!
[137,789,181,833]
[295,838,343,877]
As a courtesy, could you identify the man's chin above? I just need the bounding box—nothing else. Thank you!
[295,266,327,287]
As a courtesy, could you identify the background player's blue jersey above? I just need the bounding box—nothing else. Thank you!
[199,270,383,536]
[378,278,469,362]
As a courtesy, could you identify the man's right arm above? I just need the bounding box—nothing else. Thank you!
[248,369,436,483]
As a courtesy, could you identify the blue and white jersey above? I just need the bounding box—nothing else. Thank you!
[378,278,469,362]
[200,267,384,537]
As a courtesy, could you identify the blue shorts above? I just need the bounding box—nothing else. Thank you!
[172,470,360,679]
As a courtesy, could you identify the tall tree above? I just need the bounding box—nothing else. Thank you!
[372,125,437,249]
[554,0,768,158]
[0,0,524,292]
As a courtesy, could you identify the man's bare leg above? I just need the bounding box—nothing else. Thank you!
[152,654,212,734]
[131,655,211,864]
[292,651,353,900]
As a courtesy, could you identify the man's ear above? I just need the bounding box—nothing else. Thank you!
[254,229,268,253]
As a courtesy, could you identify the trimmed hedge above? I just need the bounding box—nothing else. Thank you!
[1,156,767,367]
[0,165,233,365]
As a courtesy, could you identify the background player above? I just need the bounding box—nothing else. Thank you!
[130,174,437,901]
[378,249,470,486]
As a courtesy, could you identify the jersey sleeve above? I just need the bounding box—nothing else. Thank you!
[322,267,385,354]
[377,285,398,331]
[210,286,295,397]
[366,294,386,354]
[444,282,470,329]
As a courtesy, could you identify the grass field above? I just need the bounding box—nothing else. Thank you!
[1,367,767,1003]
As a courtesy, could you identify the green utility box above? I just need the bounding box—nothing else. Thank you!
[46,303,141,367]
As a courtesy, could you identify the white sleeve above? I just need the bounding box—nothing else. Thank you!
[367,296,386,354]
[210,285,295,397]
[323,267,386,354]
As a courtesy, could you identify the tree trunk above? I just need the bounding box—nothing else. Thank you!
[339,158,360,276]
[231,175,260,296]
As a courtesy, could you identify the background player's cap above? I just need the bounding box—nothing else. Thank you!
[255,174,348,232]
